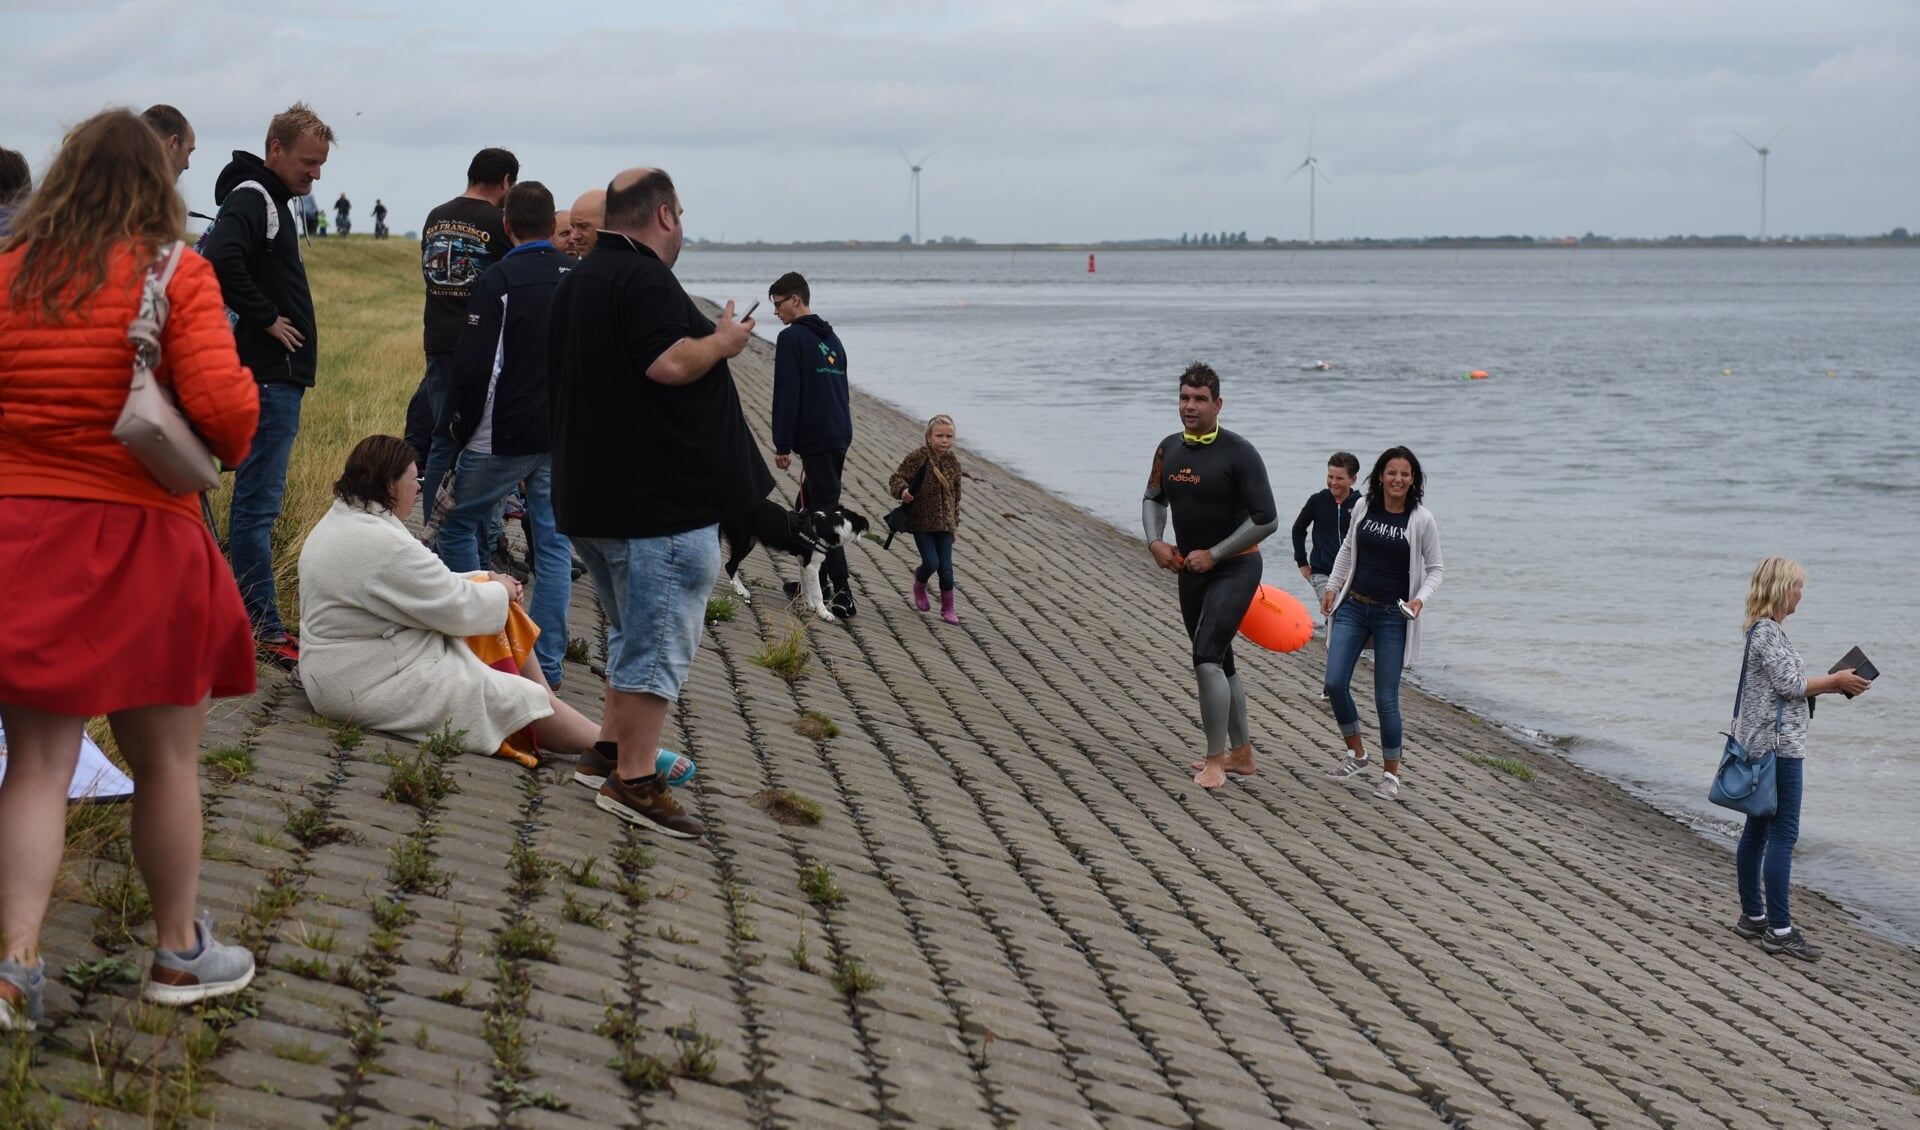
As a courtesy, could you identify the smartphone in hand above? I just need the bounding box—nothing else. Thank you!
[1396,599,1418,619]
[736,300,758,323]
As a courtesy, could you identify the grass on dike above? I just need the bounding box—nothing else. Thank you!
[207,237,426,630]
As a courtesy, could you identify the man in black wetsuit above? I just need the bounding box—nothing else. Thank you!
[1143,363,1279,790]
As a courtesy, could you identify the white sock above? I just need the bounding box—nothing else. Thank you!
[1771,926,1793,937]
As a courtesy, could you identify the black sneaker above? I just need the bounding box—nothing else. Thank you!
[829,588,857,619]
[490,546,530,583]
[1760,926,1820,961]
[596,774,703,839]
[1730,915,1769,941]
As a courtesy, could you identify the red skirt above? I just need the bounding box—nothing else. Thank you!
[0,497,256,716]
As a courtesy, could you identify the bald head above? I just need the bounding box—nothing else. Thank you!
[552,209,574,254]
[568,188,605,252]
[603,168,683,265]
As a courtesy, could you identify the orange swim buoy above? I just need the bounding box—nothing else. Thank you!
[1240,584,1314,652]
[1468,370,1489,380]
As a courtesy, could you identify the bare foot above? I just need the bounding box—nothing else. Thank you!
[1191,744,1257,777]
[1193,757,1228,790]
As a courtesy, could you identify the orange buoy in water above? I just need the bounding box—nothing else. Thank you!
[1468,370,1489,380]
[1240,584,1314,653]
[1088,253,1096,273]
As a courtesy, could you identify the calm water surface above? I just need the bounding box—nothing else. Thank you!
[682,247,1920,938]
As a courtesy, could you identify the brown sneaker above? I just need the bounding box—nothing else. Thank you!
[574,746,617,790]
[596,774,703,839]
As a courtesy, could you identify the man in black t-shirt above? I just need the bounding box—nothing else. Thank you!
[549,167,772,840]
[1143,363,1278,790]
[405,147,518,520]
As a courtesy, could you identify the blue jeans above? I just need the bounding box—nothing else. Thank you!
[1323,596,1409,761]
[438,451,571,685]
[913,531,955,592]
[574,526,720,701]
[228,382,305,639]
[409,353,456,522]
[1736,757,1804,929]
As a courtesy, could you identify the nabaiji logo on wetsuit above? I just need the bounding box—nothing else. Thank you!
[1169,467,1202,485]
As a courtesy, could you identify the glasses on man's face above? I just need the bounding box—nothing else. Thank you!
[770,295,790,308]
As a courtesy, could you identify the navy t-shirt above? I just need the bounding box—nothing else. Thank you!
[1351,507,1412,602]
[421,196,508,352]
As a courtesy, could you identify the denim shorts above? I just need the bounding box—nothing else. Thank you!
[573,526,720,700]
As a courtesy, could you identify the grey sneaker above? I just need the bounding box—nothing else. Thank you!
[145,912,256,1005]
[1326,755,1371,780]
[1760,926,1820,962]
[1373,772,1402,801]
[0,957,45,1031]
[1730,915,1769,941]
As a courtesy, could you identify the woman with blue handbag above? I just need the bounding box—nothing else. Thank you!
[1731,557,1871,961]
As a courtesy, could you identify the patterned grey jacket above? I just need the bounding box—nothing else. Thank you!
[1734,619,1810,759]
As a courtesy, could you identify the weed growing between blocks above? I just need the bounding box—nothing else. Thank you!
[482,761,569,1115]
[319,723,462,1122]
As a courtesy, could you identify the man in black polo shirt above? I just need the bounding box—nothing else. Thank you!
[1143,363,1278,790]
[549,167,772,839]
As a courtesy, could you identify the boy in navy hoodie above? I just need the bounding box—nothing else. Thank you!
[1290,450,1362,633]
[769,272,856,618]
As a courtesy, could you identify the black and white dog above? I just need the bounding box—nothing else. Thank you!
[720,501,871,621]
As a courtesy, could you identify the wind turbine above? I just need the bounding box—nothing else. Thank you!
[1283,124,1331,244]
[1732,124,1790,241]
[902,149,935,244]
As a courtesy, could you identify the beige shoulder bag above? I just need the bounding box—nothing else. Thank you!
[113,242,222,495]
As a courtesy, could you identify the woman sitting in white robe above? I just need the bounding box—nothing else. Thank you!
[296,435,599,757]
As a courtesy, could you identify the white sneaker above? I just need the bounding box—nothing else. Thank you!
[1373,772,1401,802]
[1326,756,1370,780]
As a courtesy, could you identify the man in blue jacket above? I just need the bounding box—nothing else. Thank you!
[438,181,573,686]
[768,272,856,618]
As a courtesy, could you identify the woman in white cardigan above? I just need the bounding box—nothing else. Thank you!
[297,435,599,758]
[1320,446,1443,802]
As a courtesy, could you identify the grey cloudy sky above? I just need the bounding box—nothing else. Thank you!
[4,0,1915,242]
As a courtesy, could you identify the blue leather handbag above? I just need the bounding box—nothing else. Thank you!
[1710,626,1781,817]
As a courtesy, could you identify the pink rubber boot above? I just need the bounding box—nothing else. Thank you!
[940,590,959,625]
[912,580,930,612]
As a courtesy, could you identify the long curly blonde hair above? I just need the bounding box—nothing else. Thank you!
[1742,556,1806,633]
[4,108,184,323]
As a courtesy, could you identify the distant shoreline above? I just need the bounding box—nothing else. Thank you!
[687,237,1920,253]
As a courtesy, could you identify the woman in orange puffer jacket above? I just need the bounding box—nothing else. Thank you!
[0,110,261,1028]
